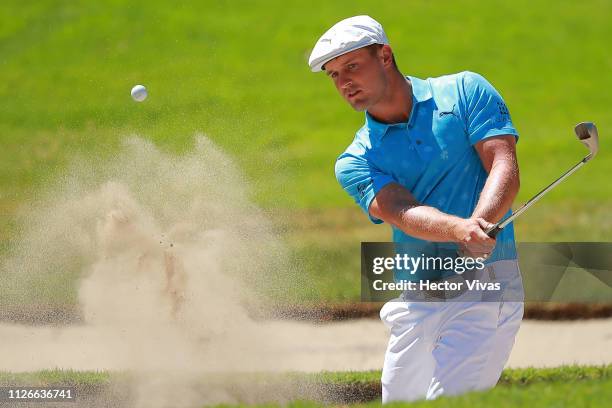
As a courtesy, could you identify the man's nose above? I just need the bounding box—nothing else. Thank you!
[340,76,353,90]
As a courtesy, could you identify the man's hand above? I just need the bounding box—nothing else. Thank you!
[453,217,496,259]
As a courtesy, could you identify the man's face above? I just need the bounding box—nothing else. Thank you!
[323,46,388,111]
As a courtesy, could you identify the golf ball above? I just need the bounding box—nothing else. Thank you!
[131,85,147,102]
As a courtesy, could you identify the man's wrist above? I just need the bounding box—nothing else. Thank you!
[447,217,465,243]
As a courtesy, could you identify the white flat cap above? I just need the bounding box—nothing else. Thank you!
[308,15,389,72]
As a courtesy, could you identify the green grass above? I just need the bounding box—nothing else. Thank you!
[5,365,610,387]
[1,0,610,209]
[1,0,611,303]
[365,380,612,408]
[275,380,612,408]
[1,365,610,407]
[0,369,112,386]
[217,365,612,407]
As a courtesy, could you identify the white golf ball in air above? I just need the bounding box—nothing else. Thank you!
[131,85,148,102]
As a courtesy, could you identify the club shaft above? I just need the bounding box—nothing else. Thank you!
[489,155,591,234]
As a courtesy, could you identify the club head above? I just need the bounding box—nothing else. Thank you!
[574,122,599,160]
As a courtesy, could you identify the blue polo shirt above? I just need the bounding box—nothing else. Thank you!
[335,71,518,280]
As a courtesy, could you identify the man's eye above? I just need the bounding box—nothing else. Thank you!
[348,64,357,70]
[331,72,338,79]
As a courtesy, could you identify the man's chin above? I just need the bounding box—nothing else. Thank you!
[349,100,368,112]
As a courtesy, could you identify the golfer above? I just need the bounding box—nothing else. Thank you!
[308,16,524,402]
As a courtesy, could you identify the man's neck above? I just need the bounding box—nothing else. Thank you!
[367,71,413,124]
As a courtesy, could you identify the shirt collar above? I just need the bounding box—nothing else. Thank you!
[408,75,433,104]
[365,75,433,140]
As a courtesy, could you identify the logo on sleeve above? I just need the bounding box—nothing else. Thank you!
[496,101,511,122]
[357,181,371,199]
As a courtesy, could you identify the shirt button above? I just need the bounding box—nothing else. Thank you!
[416,140,422,145]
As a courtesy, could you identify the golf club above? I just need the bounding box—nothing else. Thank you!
[486,122,600,238]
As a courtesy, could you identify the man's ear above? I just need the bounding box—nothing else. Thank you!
[381,45,394,68]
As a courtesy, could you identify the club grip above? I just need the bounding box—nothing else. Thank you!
[486,225,502,238]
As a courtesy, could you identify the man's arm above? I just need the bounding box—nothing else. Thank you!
[472,135,520,223]
[369,183,495,250]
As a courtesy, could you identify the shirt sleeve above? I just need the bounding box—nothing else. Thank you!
[335,151,395,224]
[460,71,519,145]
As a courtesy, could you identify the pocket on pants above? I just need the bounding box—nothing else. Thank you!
[380,300,444,335]
[379,298,406,330]
[379,301,392,322]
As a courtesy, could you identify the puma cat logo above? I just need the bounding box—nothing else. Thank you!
[439,104,459,119]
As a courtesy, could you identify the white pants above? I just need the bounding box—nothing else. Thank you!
[379,259,524,403]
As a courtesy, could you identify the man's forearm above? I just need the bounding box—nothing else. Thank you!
[369,183,490,243]
[472,159,519,223]
[393,205,463,242]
